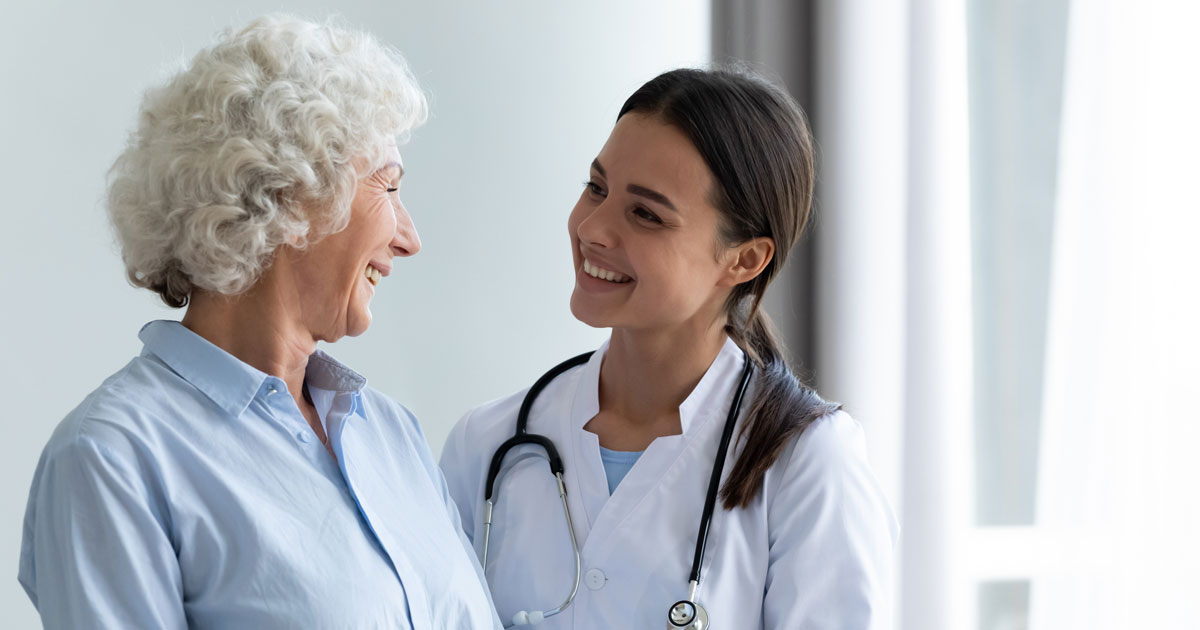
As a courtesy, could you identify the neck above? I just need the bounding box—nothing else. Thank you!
[181,275,314,407]
[599,318,730,427]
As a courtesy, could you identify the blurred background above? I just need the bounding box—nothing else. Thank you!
[2,1,1196,628]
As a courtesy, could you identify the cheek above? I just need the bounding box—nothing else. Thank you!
[350,201,396,250]
[640,246,709,294]
[567,197,586,236]
[364,197,396,234]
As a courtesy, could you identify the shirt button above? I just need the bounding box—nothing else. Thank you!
[584,568,606,590]
[267,386,278,396]
[296,430,312,443]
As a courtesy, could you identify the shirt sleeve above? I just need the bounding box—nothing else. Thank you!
[762,412,898,630]
[18,429,186,630]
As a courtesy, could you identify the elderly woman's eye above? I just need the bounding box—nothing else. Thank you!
[387,187,399,193]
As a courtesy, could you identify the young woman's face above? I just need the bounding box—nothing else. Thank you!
[568,113,739,333]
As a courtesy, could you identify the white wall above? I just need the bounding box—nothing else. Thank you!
[0,1,709,625]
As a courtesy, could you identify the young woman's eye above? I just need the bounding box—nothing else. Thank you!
[583,180,606,197]
[633,207,663,224]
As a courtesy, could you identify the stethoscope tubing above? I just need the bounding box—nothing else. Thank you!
[687,355,753,584]
[484,349,753,629]
[483,352,593,627]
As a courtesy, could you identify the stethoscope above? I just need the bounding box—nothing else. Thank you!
[482,350,753,630]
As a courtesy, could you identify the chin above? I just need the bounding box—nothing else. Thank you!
[346,319,371,338]
[341,306,373,338]
[569,295,613,330]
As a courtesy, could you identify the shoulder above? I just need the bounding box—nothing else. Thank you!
[28,361,177,524]
[43,357,180,466]
[768,409,878,491]
[790,410,871,469]
[445,354,589,448]
[765,409,898,537]
[353,387,455,495]
[439,388,528,478]
[358,386,420,433]
[441,355,591,475]
[452,387,530,445]
[356,386,439,463]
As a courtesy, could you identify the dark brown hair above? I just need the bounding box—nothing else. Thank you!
[619,67,840,509]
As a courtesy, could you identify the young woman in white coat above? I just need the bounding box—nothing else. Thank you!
[440,68,897,630]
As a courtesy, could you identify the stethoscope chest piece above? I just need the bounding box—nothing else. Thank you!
[668,599,708,630]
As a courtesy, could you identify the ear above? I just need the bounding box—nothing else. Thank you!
[717,237,775,287]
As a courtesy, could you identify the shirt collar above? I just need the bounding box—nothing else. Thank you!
[305,349,367,394]
[138,320,367,419]
[572,335,747,434]
[306,350,368,447]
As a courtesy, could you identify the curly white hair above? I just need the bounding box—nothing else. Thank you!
[107,14,427,307]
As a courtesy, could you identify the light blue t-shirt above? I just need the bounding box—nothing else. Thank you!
[598,445,643,495]
[18,320,501,630]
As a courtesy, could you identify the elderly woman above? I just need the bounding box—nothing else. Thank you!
[17,15,500,630]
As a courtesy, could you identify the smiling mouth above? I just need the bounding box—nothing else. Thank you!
[583,258,632,283]
[365,264,383,286]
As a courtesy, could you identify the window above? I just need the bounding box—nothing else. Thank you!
[967,0,1070,628]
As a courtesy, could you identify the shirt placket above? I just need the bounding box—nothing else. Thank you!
[258,378,341,478]
[331,399,430,630]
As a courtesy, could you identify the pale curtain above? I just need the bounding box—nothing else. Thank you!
[1029,0,1200,628]
[810,0,975,628]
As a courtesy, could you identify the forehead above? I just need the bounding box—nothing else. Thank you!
[596,113,714,205]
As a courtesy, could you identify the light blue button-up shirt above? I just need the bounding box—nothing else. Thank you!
[18,320,501,629]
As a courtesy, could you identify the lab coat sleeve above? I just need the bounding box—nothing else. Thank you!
[438,408,481,545]
[18,429,186,630]
[762,412,898,630]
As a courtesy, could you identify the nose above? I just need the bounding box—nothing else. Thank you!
[572,199,617,250]
[391,200,421,257]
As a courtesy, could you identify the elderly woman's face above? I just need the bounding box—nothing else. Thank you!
[290,142,420,341]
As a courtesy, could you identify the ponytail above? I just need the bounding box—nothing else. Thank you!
[721,304,840,510]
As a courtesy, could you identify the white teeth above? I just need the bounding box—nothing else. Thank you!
[583,258,631,283]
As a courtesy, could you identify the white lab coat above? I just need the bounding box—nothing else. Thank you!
[440,338,897,629]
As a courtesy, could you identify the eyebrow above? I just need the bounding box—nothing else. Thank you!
[590,158,678,212]
[627,184,677,212]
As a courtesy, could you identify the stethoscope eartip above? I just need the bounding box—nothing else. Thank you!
[509,609,545,627]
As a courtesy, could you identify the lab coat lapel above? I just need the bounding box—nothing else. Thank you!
[564,347,609,537]
[572,338,747,559]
